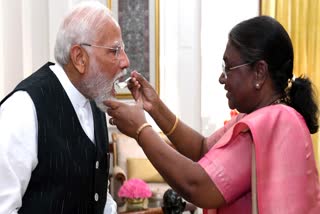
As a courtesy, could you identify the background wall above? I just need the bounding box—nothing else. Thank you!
[201,0,259,134]
[0,0,49,98]
[0,0,259,135]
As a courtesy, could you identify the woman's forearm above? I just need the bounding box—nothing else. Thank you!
[148,99,205,161]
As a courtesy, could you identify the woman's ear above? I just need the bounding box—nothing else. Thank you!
[70,45,87,74]
[254,60,268,89]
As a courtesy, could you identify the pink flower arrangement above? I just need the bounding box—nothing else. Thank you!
[118,178,152,199]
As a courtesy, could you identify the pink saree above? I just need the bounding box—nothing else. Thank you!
[201,105,320,214]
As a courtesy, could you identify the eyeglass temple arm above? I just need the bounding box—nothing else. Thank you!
[79,43,91,47]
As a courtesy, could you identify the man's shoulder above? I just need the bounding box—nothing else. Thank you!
[16,62,56,89]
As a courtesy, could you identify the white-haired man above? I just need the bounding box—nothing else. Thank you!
[0,2,129,213]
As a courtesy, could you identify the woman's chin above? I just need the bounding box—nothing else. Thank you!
[228,101,235,110]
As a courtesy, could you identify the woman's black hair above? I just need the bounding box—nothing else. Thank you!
[229,16,318,134]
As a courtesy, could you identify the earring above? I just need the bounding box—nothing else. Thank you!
[256,83,260,89]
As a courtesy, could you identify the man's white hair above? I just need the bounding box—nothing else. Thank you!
[54,1,113,66]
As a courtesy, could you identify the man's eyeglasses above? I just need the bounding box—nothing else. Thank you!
[80,42,125,59]
[222,61,252,79]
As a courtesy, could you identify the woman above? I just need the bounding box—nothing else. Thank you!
[106,16,320,213]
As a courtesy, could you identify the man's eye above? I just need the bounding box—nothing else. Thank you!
[110,49,117,54]
[107,49,117,56]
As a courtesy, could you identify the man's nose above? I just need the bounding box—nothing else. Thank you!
[119,50,130,68]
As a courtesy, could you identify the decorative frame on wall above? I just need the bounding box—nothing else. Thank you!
[107,0,160,99]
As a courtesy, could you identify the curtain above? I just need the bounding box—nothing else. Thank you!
[0,0,50,99]
[261,0,320,168]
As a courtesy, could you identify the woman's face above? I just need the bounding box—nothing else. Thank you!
[219,40,257,113]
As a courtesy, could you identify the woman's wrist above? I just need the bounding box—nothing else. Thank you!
[148,98,164,118]
[148,100,178,135]
[136,123,152,141]
[165,115,179,136]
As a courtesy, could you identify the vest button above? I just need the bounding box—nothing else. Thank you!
[94,193,99,201]
[96,161,99,169]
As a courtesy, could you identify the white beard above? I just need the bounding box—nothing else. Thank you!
[82,58,124,112]
[93,75,114,112]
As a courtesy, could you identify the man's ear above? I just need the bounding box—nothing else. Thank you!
[254,60,268,89]
[70,45,87,74]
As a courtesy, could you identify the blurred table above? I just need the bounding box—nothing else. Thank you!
[119,207,163,214]
[119,203,197,214]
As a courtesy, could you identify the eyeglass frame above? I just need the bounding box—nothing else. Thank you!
[221,61,253,79]
[80,42,125,59]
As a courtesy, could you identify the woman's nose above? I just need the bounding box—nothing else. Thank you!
[219,72,226,84]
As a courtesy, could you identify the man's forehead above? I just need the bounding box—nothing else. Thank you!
[99,26,122,45]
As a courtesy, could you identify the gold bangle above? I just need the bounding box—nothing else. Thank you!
[165,116,179,136]
[136,123,152,141]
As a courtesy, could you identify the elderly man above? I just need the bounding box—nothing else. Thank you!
[0,2,129,214]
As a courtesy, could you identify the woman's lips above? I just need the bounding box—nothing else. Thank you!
[226,91,230,99]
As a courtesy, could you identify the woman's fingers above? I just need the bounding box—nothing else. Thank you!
[105,100,121,117]
[131,71,151,88]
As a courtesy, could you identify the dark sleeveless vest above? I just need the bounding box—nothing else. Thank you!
[0,62,110,214]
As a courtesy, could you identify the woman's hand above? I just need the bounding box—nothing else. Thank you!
[128,71,160,113]
[105,98,147,139]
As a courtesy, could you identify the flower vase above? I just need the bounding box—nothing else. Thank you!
[126,198,145,211]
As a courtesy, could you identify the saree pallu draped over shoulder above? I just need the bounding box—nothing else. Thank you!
[203,105,320,214]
